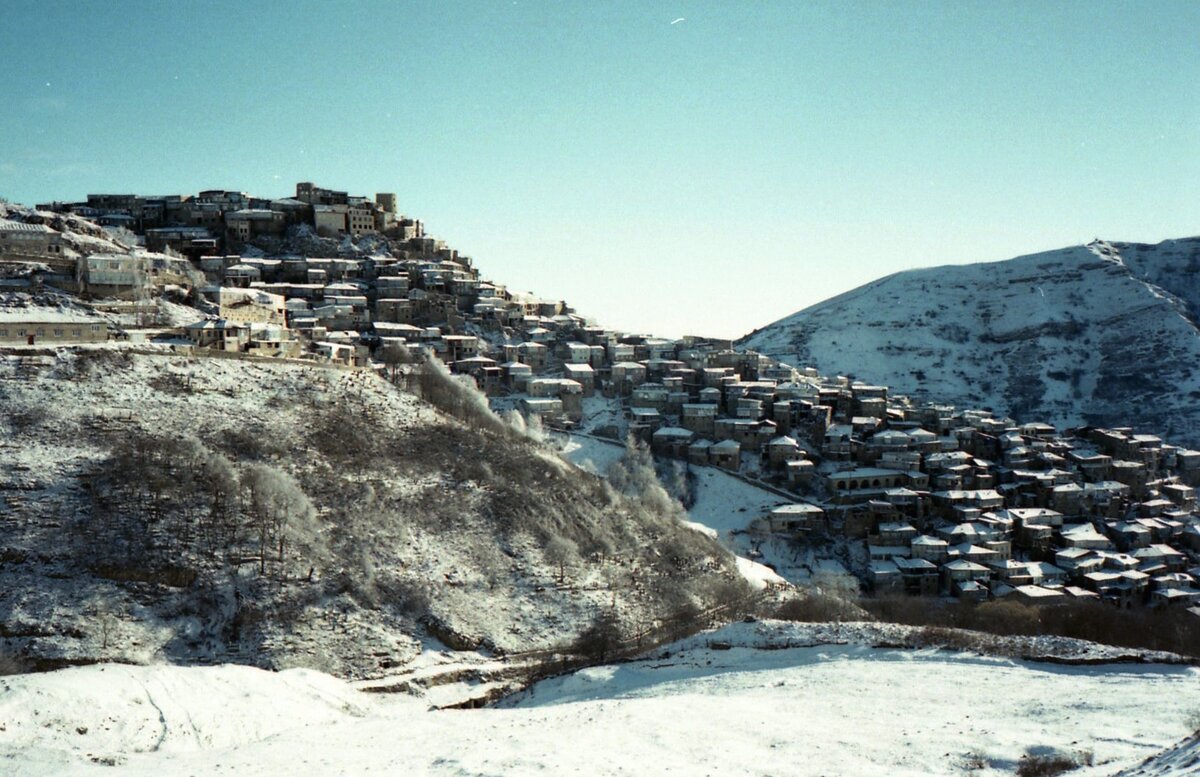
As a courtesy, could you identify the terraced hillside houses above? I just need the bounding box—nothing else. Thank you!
[4,186,1200,612]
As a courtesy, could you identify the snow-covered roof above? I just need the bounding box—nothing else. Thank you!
[771,503,824,515]
[0,218,55,234]
[0,307,101,324]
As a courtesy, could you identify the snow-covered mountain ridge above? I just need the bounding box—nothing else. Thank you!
[741,237,1200,445]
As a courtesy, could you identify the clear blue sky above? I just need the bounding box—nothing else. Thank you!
[2,1,1197,338]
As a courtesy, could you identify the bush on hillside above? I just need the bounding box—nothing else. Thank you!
[573,610,623,662]
[1015,750,1092,777]
[860,595,1200,657]
[774,590,870,623]
[406,357,510,436]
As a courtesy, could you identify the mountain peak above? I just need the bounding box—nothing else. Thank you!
[741,236,1200,446]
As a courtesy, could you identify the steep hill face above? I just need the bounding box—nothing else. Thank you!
[740,238,1200,445]
[0,348,743,677]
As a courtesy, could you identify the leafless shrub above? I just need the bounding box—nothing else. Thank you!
[406,357,510,436]
[148,370,196,395]
[860,596,1200,657]
[1015,751,1087,777]
[774,590,870,623]
[543,536,578,584]
[962,751,989,771]
[389,577,433,620]
[242,462,323,576]
[216,425,292,461]
[573,610,623,662]
[306,400,383,460]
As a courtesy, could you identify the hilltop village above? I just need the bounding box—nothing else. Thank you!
[3,183,1200,615]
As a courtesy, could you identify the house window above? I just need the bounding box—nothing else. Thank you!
[0,329,6,337]
[53,329,63,336]
[72,329,81,336]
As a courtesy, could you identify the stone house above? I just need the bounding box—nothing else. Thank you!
[79,253,149,299]
[246,323,301,358]
[894,557,939,595]
[651,427,694,459]
[825,468,915,503]
[0,309,108,345]
[184,319,250,352]
[0,219,64,260]
[766,435,802,468]
[225,209,286,243]
[453,356,502,395]
[562,341,592,364]
[441,334,479,362]
[563,363,595,396]
[943,559,991,589]
[714,418,775,452]
[609,362,648,396]
[709,439,740,471]
[687,439,712,466]
[217,288,287,326]
[631,383,669,412]
[521,397,564,423]
[376,298,414,324]
[761,503,826,537]
[910,534,949,563]
[1012,585,1067,606]
[681,402,715,441]
[785,458,815,489]
[1060,523,1113,550]
[501,361,533,391]
[515,341,549,372]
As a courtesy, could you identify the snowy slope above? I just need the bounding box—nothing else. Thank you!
[0,349,742,676]
[559,433,807,587]
[1115,734,1200,777]
[1,622,1196,776]
[740,238,1200,445]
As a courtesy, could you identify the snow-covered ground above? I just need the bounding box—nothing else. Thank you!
[559,433,838,588]
[2,622,1197,776]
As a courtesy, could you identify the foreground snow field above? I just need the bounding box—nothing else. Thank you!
[2,625,1197,776]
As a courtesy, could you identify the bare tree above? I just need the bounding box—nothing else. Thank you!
[544,536,578,584]
[243,464,319,576]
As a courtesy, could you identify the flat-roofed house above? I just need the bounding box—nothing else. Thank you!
[0,307,108,345]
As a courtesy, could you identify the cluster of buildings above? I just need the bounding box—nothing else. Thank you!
[742,401,1200,610]
[420,301,1200,612]
[34,183,421,259]
[5,184,1200,613]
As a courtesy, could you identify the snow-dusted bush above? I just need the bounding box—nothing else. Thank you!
[572,610,623,662]
[774,590,870,623]
[242,463,324,576]
[406,356,509,436]
[861,596,1200,657]
[1015,750,1092,777]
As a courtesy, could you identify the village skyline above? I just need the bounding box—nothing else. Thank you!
[3,1,1198,338]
